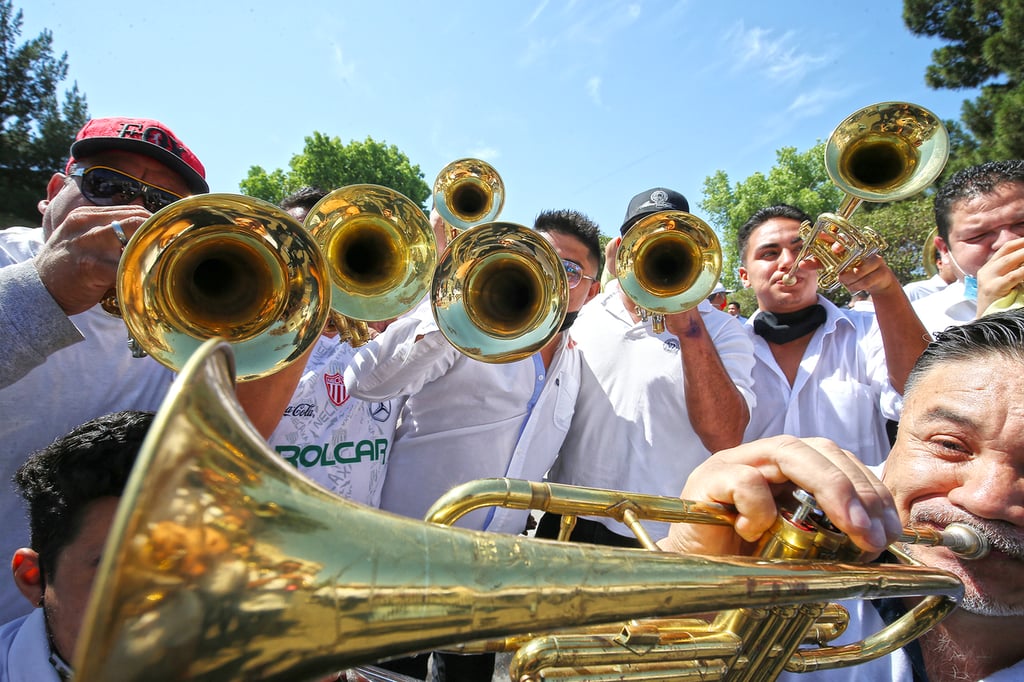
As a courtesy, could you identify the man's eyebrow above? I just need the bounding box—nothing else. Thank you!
[917,406,979,430]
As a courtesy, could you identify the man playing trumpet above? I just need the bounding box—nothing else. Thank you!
[662,309,1024,681]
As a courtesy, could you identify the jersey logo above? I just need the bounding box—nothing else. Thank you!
[324,372,349,407]
[370,401,392,422]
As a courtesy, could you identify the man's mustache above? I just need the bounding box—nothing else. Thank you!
[910,501,1024,560]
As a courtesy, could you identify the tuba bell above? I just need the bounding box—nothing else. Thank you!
[74,338,967,682]
[116,193,330,380]
[432,158,505,234]
[304,184,437,346]
[783,101,950,291]
[431,221,569,363]
[616,210,723,333]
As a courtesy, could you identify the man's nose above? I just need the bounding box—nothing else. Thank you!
[947,457,1024,526]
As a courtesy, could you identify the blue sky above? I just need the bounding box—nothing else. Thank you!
[23,1,978,238]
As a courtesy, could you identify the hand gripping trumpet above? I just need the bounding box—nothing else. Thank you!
[74,340,979,682]
[426,479,987,682]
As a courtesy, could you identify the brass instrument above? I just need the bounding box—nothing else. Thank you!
[431,221,568,362]
[116,194,330,380]
[782,102,950,291]
[304,184,437,346]
[74,339,966,682]
[432,158,505,234]
[427,478,987,681]
[922,226,940,278]
[616,209,722,333]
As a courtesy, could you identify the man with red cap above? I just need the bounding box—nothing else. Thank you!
[0,117,301,624]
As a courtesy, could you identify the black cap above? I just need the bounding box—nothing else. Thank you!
[620,187,690,236]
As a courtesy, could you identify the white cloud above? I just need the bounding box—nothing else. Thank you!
[468,146,501,161]
[332,44,355,81]
[586,76,603,106]
[725,21,829,83]
[525,0,550,27]
[787,88,847,118]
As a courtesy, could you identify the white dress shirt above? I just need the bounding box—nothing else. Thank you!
[344,298,581,534]
[545,291,756,540]
[903,273,950,302]
[743,296,895,466]
[911,280,977,334]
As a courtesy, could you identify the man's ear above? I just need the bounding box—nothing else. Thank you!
[738,266,751,289]
[38,172,67,216]
[12,549,43,607]
[585,278,601,303]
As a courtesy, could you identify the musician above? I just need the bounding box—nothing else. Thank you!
[539,188,755,545]
[344,209,602,681]
[661,309,1024,681]
[903,238,956,302]
[0,117,308,624]
[344,209,602,534]
[268,187,400,507]
[914,160,1024,330]
[0,411,151,681]
[737,204,928,466]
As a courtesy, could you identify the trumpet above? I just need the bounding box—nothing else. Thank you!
[783,101,949,291]
[432,158,504,235]
[74,338,974,682]
[431,221,568,362]
[304,184,437,346]
[616,209,722,333]
[427,478,987,681]
[114,194,330,380]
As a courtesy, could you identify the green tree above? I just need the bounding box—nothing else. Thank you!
[240,133,430,209]
[0,0,88,225]
[904,0,1024,163]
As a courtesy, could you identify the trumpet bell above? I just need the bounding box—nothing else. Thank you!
[432,158,504,231]
[305,184,437,322]
[431,222,568,363]
[826,101,949,203]
[922,226,940,278]
[616,210,722,324]
[118,194,330,381]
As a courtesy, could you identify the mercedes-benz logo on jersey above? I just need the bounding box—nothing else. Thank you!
[370,400,393,422]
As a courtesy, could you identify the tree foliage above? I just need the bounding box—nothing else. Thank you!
[904,0,1024,165]
[0,0,88,225]
[700,144,938,306]
[240,133,431,209]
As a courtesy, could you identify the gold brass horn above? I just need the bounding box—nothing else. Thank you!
[616,210,723,333]
[426,478,986,681]
[431,221,568,363]
[74,338,966,682]
[116,193,330,381]
[304,184,437,346]
[783,101,950,291]
[432,157,505,232]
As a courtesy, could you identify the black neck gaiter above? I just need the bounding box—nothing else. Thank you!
[753,304,827,344]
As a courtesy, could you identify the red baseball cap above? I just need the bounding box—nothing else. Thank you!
[65,117,209,194]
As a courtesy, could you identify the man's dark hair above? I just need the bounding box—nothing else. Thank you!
[737,204,813,265]
[280,186,329,215]
[534,209,604,274]
[934,160,1024,243]
[13,411,152,582]
[905,309,1024,396]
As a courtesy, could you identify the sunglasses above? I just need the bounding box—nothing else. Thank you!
[562,259,595,289]
[70,165,184,213]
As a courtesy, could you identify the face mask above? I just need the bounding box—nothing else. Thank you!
[963,275,978,302]
[558,310,579,333]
